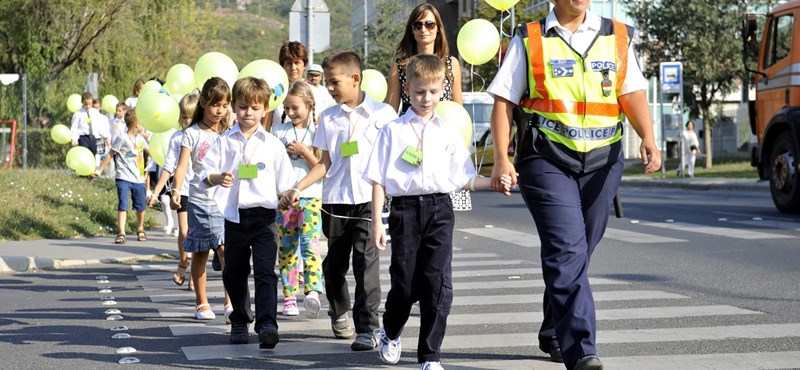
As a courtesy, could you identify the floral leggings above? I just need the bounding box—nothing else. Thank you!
[276,197,325,297]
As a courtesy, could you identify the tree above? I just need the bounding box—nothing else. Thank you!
[623,0,748,168]
[364,0,404,76]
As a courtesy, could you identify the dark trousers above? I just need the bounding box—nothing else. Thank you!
[223,207,278,332]
[383,193,454,363]
[517,155,622,369]
[321,202,380,334]
[78,134,98,156]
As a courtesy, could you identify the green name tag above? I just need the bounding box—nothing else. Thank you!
[340,141,359,157]
[401,146,422,167]
[238,164,258,179]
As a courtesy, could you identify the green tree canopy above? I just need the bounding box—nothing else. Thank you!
[622,0,749,168]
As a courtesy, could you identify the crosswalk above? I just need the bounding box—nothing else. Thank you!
[128,219,800,369]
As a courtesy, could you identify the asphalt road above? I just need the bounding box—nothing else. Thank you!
[1,186,799,369]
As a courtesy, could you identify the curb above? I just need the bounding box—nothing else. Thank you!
[0,253,176,274]
[621,177,769,192]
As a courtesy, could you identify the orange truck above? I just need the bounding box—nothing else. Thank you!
[743,1,800,213]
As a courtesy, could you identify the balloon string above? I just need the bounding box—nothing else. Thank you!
[500,10,514,38]
[469,63,487,173]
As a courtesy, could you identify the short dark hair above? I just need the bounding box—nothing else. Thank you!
[321,51,362,79]
[279,41,308,68]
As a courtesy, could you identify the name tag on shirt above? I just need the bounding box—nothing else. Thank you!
[239,164,258,179]
[340,141,359,157]
[401,146,422,167]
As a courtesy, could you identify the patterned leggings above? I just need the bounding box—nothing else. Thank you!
[277,197,325,297]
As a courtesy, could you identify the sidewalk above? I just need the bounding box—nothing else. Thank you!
[0,177,767,274]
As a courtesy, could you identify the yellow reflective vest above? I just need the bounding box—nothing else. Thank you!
[516,18,634,173]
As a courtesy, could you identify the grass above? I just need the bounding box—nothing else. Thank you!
[0,169,157,241]
[623,157,758,179]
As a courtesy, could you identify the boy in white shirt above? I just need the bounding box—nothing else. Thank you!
[365,54,511,370]
[200,77,296,349]
[280,51,398,351]
[71,92,107,156]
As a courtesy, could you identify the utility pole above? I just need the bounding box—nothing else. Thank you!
[307,1,315,66]
[22,74,27,169]
[363,0,369,66]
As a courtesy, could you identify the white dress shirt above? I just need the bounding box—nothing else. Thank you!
[70,107,110,142]
[488,9,647,105]
[200,123,297,223]
[163,130,191,195]
[365,110,476,196]
[313,95,398,204]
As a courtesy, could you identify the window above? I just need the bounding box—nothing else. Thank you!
[764,14,794,68]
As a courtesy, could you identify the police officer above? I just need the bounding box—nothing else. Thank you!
[487,1,661,369]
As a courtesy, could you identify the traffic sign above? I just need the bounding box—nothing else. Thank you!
[660,62,682,94]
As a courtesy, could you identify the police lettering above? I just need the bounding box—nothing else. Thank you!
[538,118,618,140]
[589,61,616,72]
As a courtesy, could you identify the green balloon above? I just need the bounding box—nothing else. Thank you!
[457,19,500,66]
[195,52,238,90]
[237,59,289,112]
[435,101,473,148]
[50,124,71,144]
[142,80,162,93]
[361,69,388,103]
[66,146,95,175]
[137,90,180,133]
[485,0,520,11]
[148,129,175,166]
[165,64,196,95]
[101,95,119,114]
[66,94,82,113]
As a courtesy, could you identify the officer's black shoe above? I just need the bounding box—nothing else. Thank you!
[539,341,563,363]
[574,355,603,370]
[258,325,279,349]
[229,323,249,344]
[211,251,222,271]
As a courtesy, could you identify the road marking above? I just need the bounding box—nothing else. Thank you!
[459,227,540,247]
[602,351,800,370]
[640,221,794,239]
[603,227,686,243]
[732,219,800,231]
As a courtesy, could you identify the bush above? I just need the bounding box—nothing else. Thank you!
[13,128,71,169]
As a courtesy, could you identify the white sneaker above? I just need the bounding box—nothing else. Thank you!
[282,296,299,316]
[420,361,444,370]
[171,227,179,237]
[378,328,401,364]
[163,225,173,236]
[304,291,321,319]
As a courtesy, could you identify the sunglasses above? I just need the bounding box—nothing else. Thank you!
[412,20,437,31]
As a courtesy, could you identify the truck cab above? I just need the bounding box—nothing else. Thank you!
[744,1,800,213]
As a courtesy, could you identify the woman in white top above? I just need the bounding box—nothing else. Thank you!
[681,120,702,177]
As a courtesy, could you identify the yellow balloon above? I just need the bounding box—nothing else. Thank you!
[195,52,239,90]
[101,95,118,113]
[435,101,473,148]
[50,124,71,144]
[485,0,520,11]
[237,59,289,112]
[66,146,95,175]
[148,129,175,166]
[361,69,388,103]
[457,19,500,65]
[142,80,162,93]
[66,94,82,113]
[137,90,180,133]
[165,64,196,95]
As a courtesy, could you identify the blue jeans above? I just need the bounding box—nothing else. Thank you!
[115,179,146,212]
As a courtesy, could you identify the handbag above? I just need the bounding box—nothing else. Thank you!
[450,190,472,211]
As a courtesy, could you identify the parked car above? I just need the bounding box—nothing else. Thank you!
[462,92,493,145]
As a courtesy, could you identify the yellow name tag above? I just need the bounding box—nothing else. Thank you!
[401,146,422,167]
[238,164,258,179]
[340,141,359,157]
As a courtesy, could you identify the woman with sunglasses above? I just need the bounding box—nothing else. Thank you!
[386,3,462,115]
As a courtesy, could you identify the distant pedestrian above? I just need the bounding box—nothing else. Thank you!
[125,78,145,109]
[93,108,150,245]
[680,120,701,177]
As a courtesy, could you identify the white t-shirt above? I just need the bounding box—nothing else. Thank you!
[487,10,648,105]
[111,133,149,184]
[163,130,191,195]
[271,121,323,199]
[181,124,221,206]
[124,96,138,109]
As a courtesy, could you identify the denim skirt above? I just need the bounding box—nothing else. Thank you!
[183,202,225,253]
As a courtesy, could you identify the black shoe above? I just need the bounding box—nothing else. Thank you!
[229,323,249,344]
[258,325,279,349]
[539,341,563,363]
[211,252,222,271]
[574,355,603,370]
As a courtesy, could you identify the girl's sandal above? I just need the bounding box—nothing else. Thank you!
[137,230,147,241]
[114,234,126,244]
[173,263,188,286]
